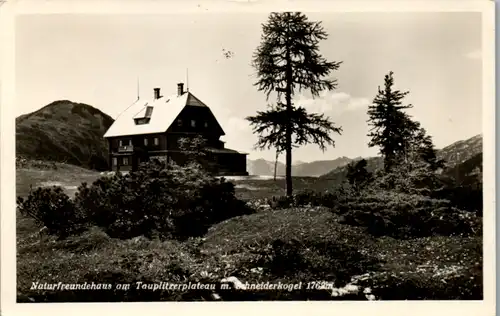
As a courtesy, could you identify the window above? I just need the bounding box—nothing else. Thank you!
[191,119,196,128]
[144,138,148,146]
[177,119,182,127]
[112,157,117,166]
[122,157,129,165]
[154,137,159,146]
[120,139,130,146]
[135,118,150,125]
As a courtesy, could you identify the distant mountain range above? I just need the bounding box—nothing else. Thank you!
[320,134,483,185]
[16,100,114,170]
[248,134,483,180]
[247,156,353,177]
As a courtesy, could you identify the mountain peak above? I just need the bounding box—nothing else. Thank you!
[16,100,115,171]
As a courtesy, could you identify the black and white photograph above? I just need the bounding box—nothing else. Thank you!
[0,0,495,314]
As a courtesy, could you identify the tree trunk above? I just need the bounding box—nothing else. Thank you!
[285,43,293,196]
[274,149,279,181]
[285,100,292,196]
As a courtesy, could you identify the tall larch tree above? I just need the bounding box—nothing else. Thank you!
[248,12,342,196]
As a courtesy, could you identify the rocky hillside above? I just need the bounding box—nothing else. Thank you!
[438,134,483,168]
[320,134,483,184]
[16,100,114,171]
[247,156,353,177]
[443,152,483,186]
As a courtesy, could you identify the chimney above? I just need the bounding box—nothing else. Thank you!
[177,83,184,96]
[153,88,161,100]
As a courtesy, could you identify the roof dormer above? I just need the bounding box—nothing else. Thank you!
[134,105,154,125]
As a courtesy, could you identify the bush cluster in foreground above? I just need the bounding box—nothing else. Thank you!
[17,186,86,239]
[17,159,254,240]
[264,186,481,239]
[338,191,481,239]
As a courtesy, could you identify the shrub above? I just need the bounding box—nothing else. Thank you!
[17,186,85,239]
[262,178,480,239]
[432,184,483,215]
[267,185,355,210]
[428,207,482,236]
[339,191,481,239]
[74,159,254,240]
[346,159,373,191]
[268,195,295,209]
[369,162,442,195]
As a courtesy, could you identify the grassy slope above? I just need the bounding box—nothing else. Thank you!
[16,100,114,170]
[16,162,101,198]
[202,208,369,252]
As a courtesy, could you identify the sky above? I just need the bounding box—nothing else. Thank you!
[15,12,483,162]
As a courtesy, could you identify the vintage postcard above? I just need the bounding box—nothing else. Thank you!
[0,0,495,315]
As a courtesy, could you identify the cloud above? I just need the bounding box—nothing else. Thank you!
[294,91,371,116]
[226,116,252,133]
[464,49,482,60]
[219,115,255,152]
[219,92,372,153]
